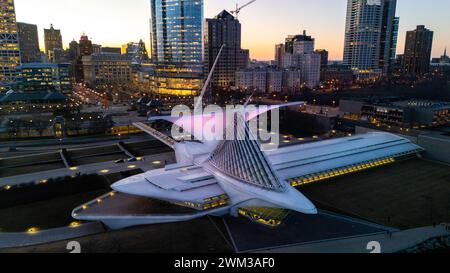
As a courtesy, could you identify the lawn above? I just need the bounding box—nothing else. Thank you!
[302,159,450,230]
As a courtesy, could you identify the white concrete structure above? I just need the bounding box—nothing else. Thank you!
[73,106,423,229]
[73,46,423,230]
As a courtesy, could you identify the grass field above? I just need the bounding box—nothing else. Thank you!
[302,159,450,230]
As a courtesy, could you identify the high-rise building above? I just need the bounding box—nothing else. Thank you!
[68,40,79,61]
[0,0,21,91]
[44,24,63,55]
[343,0,399,75]
[79,34,93,56]
[343,0,383,71]
[122,40,149,64]
[379,0,399,73]
[403,25,434,74]
[274,44,285,69]
[235,68,303,93]
[343,0,383,72]
[17,22,40,63]
[288,31,315,55]
[48,48,68,63]
[68,40,79,80]
[315,49,329,68]
[205,10,249,88]
[74,34,93,82]
[150,0,204,95]
[279,31,321,88]
[82,54,131,88]
[17,63,71,92]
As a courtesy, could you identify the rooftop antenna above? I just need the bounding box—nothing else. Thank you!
[230,0,257,19]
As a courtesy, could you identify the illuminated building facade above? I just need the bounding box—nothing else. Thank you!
[82,54,132,88]
[17,22,40,63]
[150,0,204,95]
[0,0,21,91]
[17,63,71,92]
[343,0,399,76]
[343,0,383,72]
[205,10,250,88]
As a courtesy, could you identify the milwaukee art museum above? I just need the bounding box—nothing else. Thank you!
[72,104,423,229]
[71,0,424,230]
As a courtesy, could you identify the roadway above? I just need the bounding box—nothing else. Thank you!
[0,151,176,187]
[0,134,153,157]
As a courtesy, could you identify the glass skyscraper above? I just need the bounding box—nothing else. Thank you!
[343,0,384,72]
[150,0,204,95]
[379,0,399,74]
[343,0,399,75]
[0,0,21,91]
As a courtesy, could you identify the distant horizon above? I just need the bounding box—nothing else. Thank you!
[14,0,450,61]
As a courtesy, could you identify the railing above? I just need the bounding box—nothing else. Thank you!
[132,122,176,149]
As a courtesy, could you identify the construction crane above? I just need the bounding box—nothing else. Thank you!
[230,0,257,19]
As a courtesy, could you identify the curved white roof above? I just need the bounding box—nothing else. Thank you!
[266,132,424,180]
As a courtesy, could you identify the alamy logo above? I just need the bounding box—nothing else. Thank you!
[67,241,81,253]
[168,102,282,150]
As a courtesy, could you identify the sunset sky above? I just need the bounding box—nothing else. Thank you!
[14,0,450,61]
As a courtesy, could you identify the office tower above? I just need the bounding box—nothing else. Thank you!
[288,30,315,54]
[17,63,71,92]
[275,44,285,68]
[235,68,304,93]
[17,22,40,63]
[403,25,434,74]
[48,48,68,63]
[68,40,80,61]
[150,0,204,95]
[379,0,399,73]
[44,24,63,55]
[343,0,398,76]
[0,0,21,91]
[79,34,93,56]
[343,0,383,71]
[67,40,79,81]
[73,34,93,82]
[315,49,329,68]
[205,10,249,88]
[280,31,321,88]
[123,40,149,64]
[82,54,131,88]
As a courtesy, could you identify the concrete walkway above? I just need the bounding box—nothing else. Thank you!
[256,224,450,253]
[0,222,106,249]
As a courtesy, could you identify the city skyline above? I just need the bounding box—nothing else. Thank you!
[13,0,450,61]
